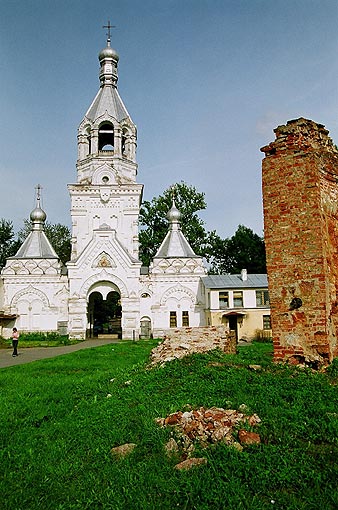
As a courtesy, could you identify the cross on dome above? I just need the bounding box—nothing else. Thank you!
[102,20,116,46]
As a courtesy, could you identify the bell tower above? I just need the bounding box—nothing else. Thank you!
[67,28,143,340]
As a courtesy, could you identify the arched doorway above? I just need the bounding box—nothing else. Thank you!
[87,290,122,338]
[140,316,152,339]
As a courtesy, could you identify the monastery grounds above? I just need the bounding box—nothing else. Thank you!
[1,337,338,509]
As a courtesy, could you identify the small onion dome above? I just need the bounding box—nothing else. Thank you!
[99,45,119,62]
[30,205,46,223]
[167,202,182,223]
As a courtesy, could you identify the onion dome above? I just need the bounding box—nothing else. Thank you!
[30,204,46,224]
[30,187,47,231]
[99,44,119,62]
[167,200,182,224]
[98,38,119,87]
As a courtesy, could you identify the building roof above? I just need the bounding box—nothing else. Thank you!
[13,231,58,259]
[85,85,131,123]
[154,200,200,259]
[10,189,59,260]
[202,274,268,289]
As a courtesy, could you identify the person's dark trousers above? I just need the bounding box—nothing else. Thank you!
[12,340,18,356]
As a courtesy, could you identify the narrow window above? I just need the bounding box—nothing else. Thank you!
[169,311,177,328]
[256,290,270,307]
[182,311,189,327]
[233,291,243,307]
[219,291,229,309]
[263,315,271,330]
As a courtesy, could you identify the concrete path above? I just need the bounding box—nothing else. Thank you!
[0,338,120,369]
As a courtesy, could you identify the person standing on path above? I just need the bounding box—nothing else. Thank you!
[11,328,19,357]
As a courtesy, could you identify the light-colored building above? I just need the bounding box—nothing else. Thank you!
[0,35,270,342]
[202,270,271,341]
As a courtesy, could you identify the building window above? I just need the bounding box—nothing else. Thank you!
[170,311,177,328]
[256,290,270,307]
[182,311,189,327]
[219,291,229,309]
[263,315,271,330]
[233,291,243,307]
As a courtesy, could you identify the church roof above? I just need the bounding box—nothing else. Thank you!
[154,200,200,259]
[154,229,198,258]
[84,37,132,124]
[11,188,59,260]
[13,231,58,259]
[85,85,131,123]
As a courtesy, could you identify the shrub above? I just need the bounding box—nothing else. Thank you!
[19,332,69,344]
[326,357,338,377]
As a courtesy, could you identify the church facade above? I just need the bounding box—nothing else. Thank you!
[0,37,270,342]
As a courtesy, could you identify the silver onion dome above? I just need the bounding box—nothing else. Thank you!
[167,201,182,223]
[30,206,46,223]
[99,44,119,62]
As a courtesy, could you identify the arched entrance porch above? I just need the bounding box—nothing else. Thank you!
[87,282,122,338]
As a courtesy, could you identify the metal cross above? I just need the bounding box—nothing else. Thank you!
[102,20,116,42]
[35,184,42,200]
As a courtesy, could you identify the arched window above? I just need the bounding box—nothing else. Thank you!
[98,123,114,151]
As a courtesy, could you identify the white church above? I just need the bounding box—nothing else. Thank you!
[0,35,270,342]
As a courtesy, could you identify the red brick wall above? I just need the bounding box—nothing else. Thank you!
[261,118,338,365]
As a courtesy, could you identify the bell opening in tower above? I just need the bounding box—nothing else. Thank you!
[98,122,114,151]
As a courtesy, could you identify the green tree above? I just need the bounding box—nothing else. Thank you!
[0,219,21,269]
[208,225,266,274]
[139,181,208,266]
[18,220,71,265]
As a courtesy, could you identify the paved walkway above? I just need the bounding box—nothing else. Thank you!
[0,338,120,369]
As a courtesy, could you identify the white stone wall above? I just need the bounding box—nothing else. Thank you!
[1,258,68,337]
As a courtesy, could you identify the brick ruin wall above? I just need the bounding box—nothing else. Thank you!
[261,118,338,365]
[150,326,237,365]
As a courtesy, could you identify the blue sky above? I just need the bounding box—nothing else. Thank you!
[1,0,338,239]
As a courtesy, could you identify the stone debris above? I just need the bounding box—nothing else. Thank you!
[149,326,236,366]
[238,429,261,445]
[248,364,262,371]
[110,443,136,458]
[174,457,208,471]
[157,406,261,457]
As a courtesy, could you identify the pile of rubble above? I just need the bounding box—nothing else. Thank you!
[156,405,261,460]
[149,326,236,366]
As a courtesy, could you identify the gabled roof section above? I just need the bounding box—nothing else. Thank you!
[202,274,268,289]
[85,86,131,123]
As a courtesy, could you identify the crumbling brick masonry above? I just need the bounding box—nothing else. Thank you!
[261,118,338,365]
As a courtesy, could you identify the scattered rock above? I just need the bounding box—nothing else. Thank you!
[110,443,136,458]
[165,438,179,457]
[174,457,208,470]
[248,364,262,371]
[157,406,261,455]
[238,429,261,445]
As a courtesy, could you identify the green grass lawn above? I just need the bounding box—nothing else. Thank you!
[1,340,338,510]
